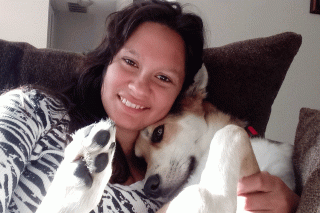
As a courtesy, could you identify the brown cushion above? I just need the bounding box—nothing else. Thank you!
[0,39,83,91]
[293,107,320,212]
[203,32,302,136]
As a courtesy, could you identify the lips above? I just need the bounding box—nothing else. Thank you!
[120,96,147,110]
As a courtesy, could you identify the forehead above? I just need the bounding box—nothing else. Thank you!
[123,22,186,74]
[127,21,185,50]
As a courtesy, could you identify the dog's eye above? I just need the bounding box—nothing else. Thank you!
[151,125,164,143]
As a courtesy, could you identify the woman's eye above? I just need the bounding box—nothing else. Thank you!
[124,58,138,68]
[157,75,171,83]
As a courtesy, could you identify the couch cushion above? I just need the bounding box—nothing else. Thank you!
[204,32,302,136]
[0,39,83,91]
[293,107,320,212]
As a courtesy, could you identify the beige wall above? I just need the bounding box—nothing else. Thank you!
[50,1,116,52]
[0,0,49,48]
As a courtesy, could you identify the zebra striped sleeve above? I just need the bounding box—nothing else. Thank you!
[0,89,69,212]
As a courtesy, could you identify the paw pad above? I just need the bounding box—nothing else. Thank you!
[94,153,109,173]
[92,130,111,148]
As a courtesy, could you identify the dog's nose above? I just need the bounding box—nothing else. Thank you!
[144,174,161,198]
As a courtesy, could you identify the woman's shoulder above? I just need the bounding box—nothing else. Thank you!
[0,86,70,131]
[2,86,64,104]
[1,87,68,113]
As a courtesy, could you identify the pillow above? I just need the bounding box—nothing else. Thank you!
[293,107,320,212]
[0,39,83,91]
[203,32,302,136]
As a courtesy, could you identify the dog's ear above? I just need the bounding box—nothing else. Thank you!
[181,65,208,115]
[185,64,208,99]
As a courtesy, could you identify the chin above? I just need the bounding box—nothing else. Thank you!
[114,120,145,132]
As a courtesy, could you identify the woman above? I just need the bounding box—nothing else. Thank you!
[0,0,299,212]
[0,1,203,212]
[66,0,204,186]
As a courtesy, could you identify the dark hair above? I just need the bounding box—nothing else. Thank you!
[65,0,204,183]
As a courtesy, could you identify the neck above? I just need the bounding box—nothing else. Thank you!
[116,127,146,185]
[116,127,139,156]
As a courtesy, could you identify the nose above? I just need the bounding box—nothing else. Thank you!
[128,76,150,98]
[144,174,161,198]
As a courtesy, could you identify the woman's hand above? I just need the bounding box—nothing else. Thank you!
[237,171,300,213]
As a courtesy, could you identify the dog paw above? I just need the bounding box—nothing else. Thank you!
[64,119,116,190]
[37,119,116,213]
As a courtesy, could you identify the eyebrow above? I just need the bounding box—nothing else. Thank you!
[122,48,140,58]
[121,47,184,79]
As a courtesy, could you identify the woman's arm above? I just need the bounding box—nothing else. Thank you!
[0,88,68,211]
[237,171,300,212]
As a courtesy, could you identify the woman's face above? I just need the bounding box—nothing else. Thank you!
[101,22,185,131]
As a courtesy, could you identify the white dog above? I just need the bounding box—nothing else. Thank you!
[135,66,295,212]
[36,66,294,213]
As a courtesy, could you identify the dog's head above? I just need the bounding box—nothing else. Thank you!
[135,65,210,199]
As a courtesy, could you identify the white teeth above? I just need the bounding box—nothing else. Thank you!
[120,97,146,109]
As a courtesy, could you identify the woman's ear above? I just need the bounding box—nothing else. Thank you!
[185,64,208,99]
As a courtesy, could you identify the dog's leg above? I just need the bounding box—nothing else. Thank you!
[36,119,116,213]
[162,125,260,213]
[200,124,260,212]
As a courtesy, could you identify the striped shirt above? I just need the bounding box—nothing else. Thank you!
[0,89,164,213]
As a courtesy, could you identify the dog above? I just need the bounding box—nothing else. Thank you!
[134,66,295,212]
[36,66,294,213]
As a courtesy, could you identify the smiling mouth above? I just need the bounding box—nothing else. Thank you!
[120,96,148,110]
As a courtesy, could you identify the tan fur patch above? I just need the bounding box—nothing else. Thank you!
[181,89,206,116]
[136,117,182,162]
[163,123,179,145]
[202,101,246,128]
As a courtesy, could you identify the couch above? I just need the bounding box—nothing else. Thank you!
[1,32,319,212]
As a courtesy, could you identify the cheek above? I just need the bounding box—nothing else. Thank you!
[101,65,122,95]
[104,66,118,86]
[154,90,180,117]
[101,67,120,111]
[101,72,112,100]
